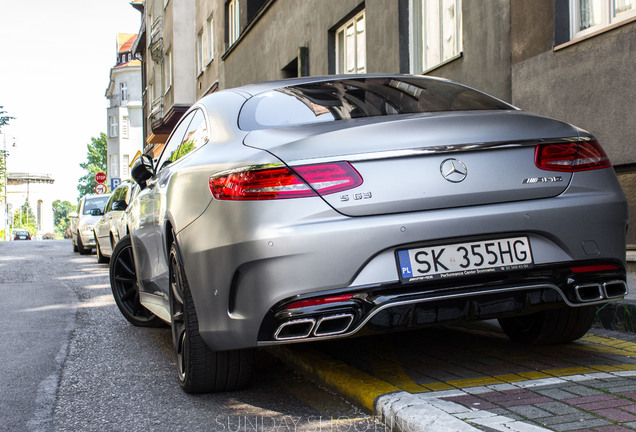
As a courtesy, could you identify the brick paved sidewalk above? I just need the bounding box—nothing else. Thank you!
[432,372,636,431]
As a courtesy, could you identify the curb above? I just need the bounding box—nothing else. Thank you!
[267,345,469,432]
[267,345,398,412]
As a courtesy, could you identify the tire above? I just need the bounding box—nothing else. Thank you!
[498,305,596,345]
[109,235,164,327]
[73,234,78,253]
[169,242,253,393]
[77,233,91,255]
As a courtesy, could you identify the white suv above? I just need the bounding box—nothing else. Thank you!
[69,194,110,254]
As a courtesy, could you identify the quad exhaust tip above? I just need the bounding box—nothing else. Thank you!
[574,280,627,303]
[314,314,354,337]
[603,280,628,299]
[274,318,315,341]
[274,313,355,341]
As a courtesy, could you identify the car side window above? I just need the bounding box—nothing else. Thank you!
[111,185,128,211]
[104,194,116,213]
[176,110,208,160]
[156,111,196,172]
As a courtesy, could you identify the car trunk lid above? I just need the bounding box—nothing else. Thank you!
[243,110,578,216]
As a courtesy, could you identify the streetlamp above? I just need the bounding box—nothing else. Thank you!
[1,132,16,241]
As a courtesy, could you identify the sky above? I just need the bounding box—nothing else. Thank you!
[0,0,141,203]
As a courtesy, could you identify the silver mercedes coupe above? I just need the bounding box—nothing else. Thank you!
[109,75,628,393]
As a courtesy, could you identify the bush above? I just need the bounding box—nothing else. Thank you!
[42,232,55,240]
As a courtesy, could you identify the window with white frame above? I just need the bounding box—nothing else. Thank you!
[122,115,129,138]
[206,15,214,63]
[410,0,462,74]
[336,10,366,74]
[163,49,172,92]
[122,154,130,178]
[197,29,204,73]
[228,0,240,45]
[109,116,118,138]
[110,154,120,178]
[570,0,635,39]
[120,82,128,102]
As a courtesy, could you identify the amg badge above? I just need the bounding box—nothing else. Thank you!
[522,176,563,184]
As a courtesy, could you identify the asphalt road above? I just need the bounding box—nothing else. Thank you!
[0,240,385,432]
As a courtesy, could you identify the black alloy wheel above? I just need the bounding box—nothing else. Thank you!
[168,242,253,393]
[109,235,163,327]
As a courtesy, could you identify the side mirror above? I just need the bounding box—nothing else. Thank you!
[68,212,78,219]
[90,208,103,216]
[131,153,154,189]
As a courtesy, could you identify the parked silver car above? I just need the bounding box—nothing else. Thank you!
[69,194,111,255]
[110,75,628,393]
[93,181,137,263]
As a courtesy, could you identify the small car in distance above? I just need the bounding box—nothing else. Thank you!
[12,229,31,240]
[110,74,628,394]
[93,181,137,263]
[69,193,111,255]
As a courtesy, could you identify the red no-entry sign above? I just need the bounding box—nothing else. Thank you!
[95,172,107,183]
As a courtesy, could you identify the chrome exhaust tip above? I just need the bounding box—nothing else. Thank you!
[313,314,354,337]
[603,280,628,299]
[274,318,316,341]
[574,283,604,302]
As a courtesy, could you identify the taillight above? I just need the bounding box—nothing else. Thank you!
[535,140,611,172]
[570,264,620,273]
[209,162,363,200]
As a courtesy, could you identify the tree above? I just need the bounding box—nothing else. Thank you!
[52,199,75,237]
[77,132,107,199]
[13,200,37,234]
[0,106,13,128]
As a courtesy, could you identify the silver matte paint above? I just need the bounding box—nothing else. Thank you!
[127,75,628,351]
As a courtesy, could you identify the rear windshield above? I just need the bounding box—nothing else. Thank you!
[83,196,110,215]
[239,77,513,130]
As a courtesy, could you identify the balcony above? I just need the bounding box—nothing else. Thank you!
[149,16,163,62]
[107,95,127,108]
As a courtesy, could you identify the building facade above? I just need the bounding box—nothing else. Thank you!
[134,0,196,159]
[105,34,145,190]
[132,0,635,246]
[3,172,56,235]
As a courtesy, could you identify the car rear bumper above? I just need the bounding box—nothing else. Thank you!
[80,231,96,247]
[177,170,628,351]
[258,263,627,343]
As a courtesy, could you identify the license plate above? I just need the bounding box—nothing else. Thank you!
[397,237,533,283]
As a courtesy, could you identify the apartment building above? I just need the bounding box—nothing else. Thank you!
[105,34,144,189]
[133,0,636,245]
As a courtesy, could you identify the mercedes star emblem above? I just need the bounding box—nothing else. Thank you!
[440,158,468,183]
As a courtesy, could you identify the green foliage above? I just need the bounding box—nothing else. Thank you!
[0,106,14,128]
[12,200,37,234]
[77,132,108,199]
[52,199,75,237]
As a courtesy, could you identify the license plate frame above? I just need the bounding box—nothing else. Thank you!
[397,236,533,283]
